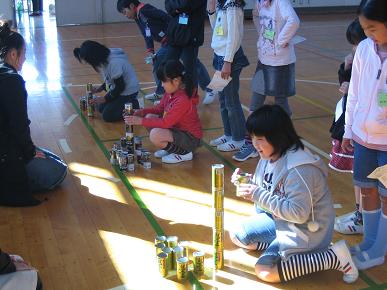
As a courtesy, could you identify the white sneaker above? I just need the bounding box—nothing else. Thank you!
[334,219,363,235]
[162,152,193,164]
[209,135,231,147]
[335,211,356,223]
[202,91,217,105]
[154,150,168,158]
[144,92,162,100]
[331,240,358,284]
[217,140,244,152]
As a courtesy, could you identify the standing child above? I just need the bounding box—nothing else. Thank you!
[116,0,217,104]
[73,40,140,122]
[233,0,299,162]
[229,105,358,284]
[330,19,366,235]
[124,60,202,164]
[207,0,249,152]
[342,0,387,270]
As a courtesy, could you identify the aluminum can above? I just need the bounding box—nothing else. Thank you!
[235,172,251,196]
[166,236,178,249]
[155,242,165,255]
[173,246,185,261]
[127,154,135,172]
[79,96,87,111]
[117,150,128,171]
[142,151,151,169]
[214,210,223,231]
[110,148,118,165]
[157,252,168,277]
[155,235,167,246]
[178,241,190,258]
[193,251,205,276]
[176,256,189,281]
[87,93,94,117]
[86,83,93,93]
[162,247,173,270]
[213,230,224,270]
[212,164,224,189]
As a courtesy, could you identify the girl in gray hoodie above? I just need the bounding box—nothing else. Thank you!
[229,105,358,284]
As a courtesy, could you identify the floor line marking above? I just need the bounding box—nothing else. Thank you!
[59,138,72,153]
[64,114,78,126]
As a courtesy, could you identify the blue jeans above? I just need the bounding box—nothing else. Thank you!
[213,47,249,141]
[353,141,387,196]
[232,211,281,266]
[154,45,211,94]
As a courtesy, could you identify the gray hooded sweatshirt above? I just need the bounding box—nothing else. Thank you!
[101,48,139,97]
[252,147,335,260]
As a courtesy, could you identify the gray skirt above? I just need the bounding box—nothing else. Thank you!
[251,62,296,98]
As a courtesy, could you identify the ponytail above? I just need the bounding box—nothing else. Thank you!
[156,59,194,98]
[0,20,25,59]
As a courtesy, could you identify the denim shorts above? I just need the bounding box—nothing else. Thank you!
[232,212,281,266]
[353,141,387,196]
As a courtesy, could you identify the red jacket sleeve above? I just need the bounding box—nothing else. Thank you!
[141,96,190,128]
[138,96,166,116]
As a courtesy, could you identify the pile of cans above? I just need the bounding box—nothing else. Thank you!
[79,83,96,117]
[155,235,205,281]
[110,136,151,171]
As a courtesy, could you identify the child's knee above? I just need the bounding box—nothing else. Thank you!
[255,263,281,283]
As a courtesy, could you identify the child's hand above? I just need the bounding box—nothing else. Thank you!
[341,138,354,153]
[124,115,142,125]
[236,183,257,201]
[221,62,232,79]
[339,82,349,94]
[133,109,144,117]
[231,168,243,184]
[90,96,105,105]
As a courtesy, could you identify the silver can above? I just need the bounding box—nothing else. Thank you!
[127,154,135,172]
[142,151,151,169]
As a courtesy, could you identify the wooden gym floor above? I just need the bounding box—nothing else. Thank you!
[1,12,386,290]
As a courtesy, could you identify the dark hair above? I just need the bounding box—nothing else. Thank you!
[156,59,193,98]
[117,0,140,13]
[0,20,25,59]
[246,105,304,157]
[346,18,367,45]
[357,0,387,24]
[218,0,246,9]
[73,40,110,72]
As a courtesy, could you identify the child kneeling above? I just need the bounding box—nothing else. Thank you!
[124,60,202,164]
[229,105,358,284]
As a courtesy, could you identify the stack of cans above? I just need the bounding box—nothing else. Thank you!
[212,164,225,270]
[109,137,152,171]
[234,172,252,197]
[86,83,95,118]
[154,235,204,280]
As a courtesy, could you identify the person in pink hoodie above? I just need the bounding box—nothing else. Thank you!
[124,59,202,164]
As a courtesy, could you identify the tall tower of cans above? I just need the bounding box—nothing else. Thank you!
[86,83,95,117]
[212,164,224,270]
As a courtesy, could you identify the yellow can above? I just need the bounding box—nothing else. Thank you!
[213,230,224,270]
[166,236,178,249]
[213,189,224,210]
[86,82,93,93]
[178,241,190,258]
[162,247,174,270]
[212,164,224,189]
[155,242,165,255]
[157,252,168,277]
[193,251,205,276]
[176,256,189,281]
[155,235,167,246]
[214,210,224,231]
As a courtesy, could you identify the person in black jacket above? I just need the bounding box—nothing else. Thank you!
[0,21,67,207]
[164,0,207,96]
[117,0,217,104]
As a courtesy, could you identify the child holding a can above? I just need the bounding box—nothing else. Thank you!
[124,59,202,164]
[229,105,358,284]
[73,40,140,122]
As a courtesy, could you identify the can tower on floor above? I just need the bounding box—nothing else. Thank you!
[212,164,224,270]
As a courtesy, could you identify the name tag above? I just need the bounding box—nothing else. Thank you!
[263,29,275,40]
[378,91,387,107]
[158,31,165,37]
[178,13,188,25]
[145,27,151,37]
[215,26,224,36]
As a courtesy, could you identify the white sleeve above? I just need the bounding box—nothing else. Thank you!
[277,0,300,47]
[224,7,243,63]
[344,48,361,139]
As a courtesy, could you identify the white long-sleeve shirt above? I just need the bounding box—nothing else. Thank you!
[344,38,387,148]
[254,0,299,66]
[209,0,244,63]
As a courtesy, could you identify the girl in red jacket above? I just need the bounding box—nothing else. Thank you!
[124,60,202,164]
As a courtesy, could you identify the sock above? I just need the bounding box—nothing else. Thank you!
[356,213,387,261]
[278,249,341,282]
[256,242,270,251]
[163,142,189,155]
[352,209,381,253]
